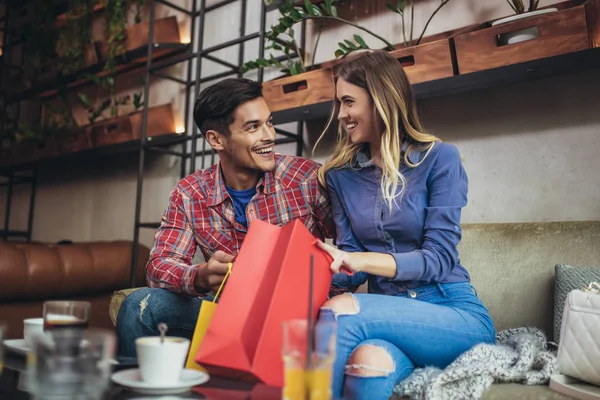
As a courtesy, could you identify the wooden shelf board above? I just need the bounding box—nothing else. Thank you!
[0,133,184,172]
[6,43,189,103]
[0,134,307,171]
[272,47,600,124]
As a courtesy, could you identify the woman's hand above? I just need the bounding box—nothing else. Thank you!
[316,240,397,278]
[316,240,364,275]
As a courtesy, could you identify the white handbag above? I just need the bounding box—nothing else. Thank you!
[557,282,600,386]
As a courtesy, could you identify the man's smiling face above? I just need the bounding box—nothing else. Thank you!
[218,97,276,173]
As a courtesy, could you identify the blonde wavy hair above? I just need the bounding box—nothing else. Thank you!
[315,50,440,211]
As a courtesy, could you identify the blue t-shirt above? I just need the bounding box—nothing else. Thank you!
[226,186,255,228]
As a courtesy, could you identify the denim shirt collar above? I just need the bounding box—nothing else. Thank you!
[350,141,422,169]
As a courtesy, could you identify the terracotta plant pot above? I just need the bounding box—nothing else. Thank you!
[30,138,59,161]
[129,103,176,139]
[36,42,101,86]
[388,39,455,84]
[262,68,335,113]
[491,8,559,45]
[1,139,59,166]
[89,116,135,148]
[56,128,93,154]
[454,0,599,74]
[89,103,176,148]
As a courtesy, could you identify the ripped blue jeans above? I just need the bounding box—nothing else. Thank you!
[115,288,207,358]
[319,282,496,400]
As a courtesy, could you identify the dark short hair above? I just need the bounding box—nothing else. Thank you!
[193,78,263,137]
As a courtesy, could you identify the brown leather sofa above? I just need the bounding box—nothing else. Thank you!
[0,240,149,339]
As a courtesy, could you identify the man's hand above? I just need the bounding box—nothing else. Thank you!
[194,250,235,293]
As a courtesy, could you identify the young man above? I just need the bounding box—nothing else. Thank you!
[116,78,335,357]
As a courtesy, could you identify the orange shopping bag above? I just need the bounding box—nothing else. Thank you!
[195,219,332,387]
[185,263,232,371]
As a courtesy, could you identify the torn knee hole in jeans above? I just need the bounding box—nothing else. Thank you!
[345,363,394,377]
[344,344,395,377]
[321,294,360,319]
[138,293,151,321]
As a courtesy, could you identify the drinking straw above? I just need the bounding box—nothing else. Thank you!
[307,253,315,368]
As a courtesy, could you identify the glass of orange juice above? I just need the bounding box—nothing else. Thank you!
[282,319,337,400]
[282,319,308,400]
[309,320,337,400]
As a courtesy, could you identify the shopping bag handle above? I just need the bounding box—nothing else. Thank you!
[213,261,233,302]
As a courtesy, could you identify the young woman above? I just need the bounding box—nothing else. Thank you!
[315,50,495,400]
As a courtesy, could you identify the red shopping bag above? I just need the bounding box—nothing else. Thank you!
[195,219,332,387]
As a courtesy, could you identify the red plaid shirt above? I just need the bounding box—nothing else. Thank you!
[146,154,336,297]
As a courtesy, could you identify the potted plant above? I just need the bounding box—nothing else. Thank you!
[491,0,558,44]
[453,0,590,74]
[42,89,93,155]
[18,0,61,89]
[242,0,395,113]
[56,0,100,76]
[242,0,394,76]
[381,0,458,84]
[386,0,452,48]
[78,85,143,147]
[77,85,175,147]
[7,102,71,164]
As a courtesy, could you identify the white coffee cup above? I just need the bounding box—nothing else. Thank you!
[135,336,190,386]
[23,318,44,348]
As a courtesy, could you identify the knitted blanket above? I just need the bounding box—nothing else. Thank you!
[394,327,558,400]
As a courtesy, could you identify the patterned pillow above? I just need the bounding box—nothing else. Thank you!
[554,264,600,342]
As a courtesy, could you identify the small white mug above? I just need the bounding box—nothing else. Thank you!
[135,336,190,386]
[23,318,44,348]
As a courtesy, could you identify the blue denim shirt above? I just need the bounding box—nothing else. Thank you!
[328,141,471,295]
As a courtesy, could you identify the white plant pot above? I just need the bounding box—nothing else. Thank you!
[492,8,558,45]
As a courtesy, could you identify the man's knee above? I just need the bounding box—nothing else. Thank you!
[321,293,359,316]
[118,288,164,326]
[345,344,394,377]
[121,288,150,309]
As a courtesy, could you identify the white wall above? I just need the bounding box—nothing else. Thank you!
[306,67,600,224]
[422,69,600,223]
[1,0,599,247]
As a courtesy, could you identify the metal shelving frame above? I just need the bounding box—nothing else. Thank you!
[0,0,307,287]
[131,0,306,285]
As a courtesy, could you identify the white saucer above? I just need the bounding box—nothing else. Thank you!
[2,339,29,355]
[111,368,209,395]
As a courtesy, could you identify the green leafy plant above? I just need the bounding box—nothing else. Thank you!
[20,0,61,87]
[77,89,144,125]
[56,0,97,75]
[241,0,394,75]
[77,92,111,124]
[0,107,16,144]
[7,0,148,149]
[386,0,451,48]
[77,73,144,124]
[14,90,79,146]
[132,92,144,111]
[334,34,370,58]
[505,0,539,14]
[101,0,146,117]
[103,0,130,117]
